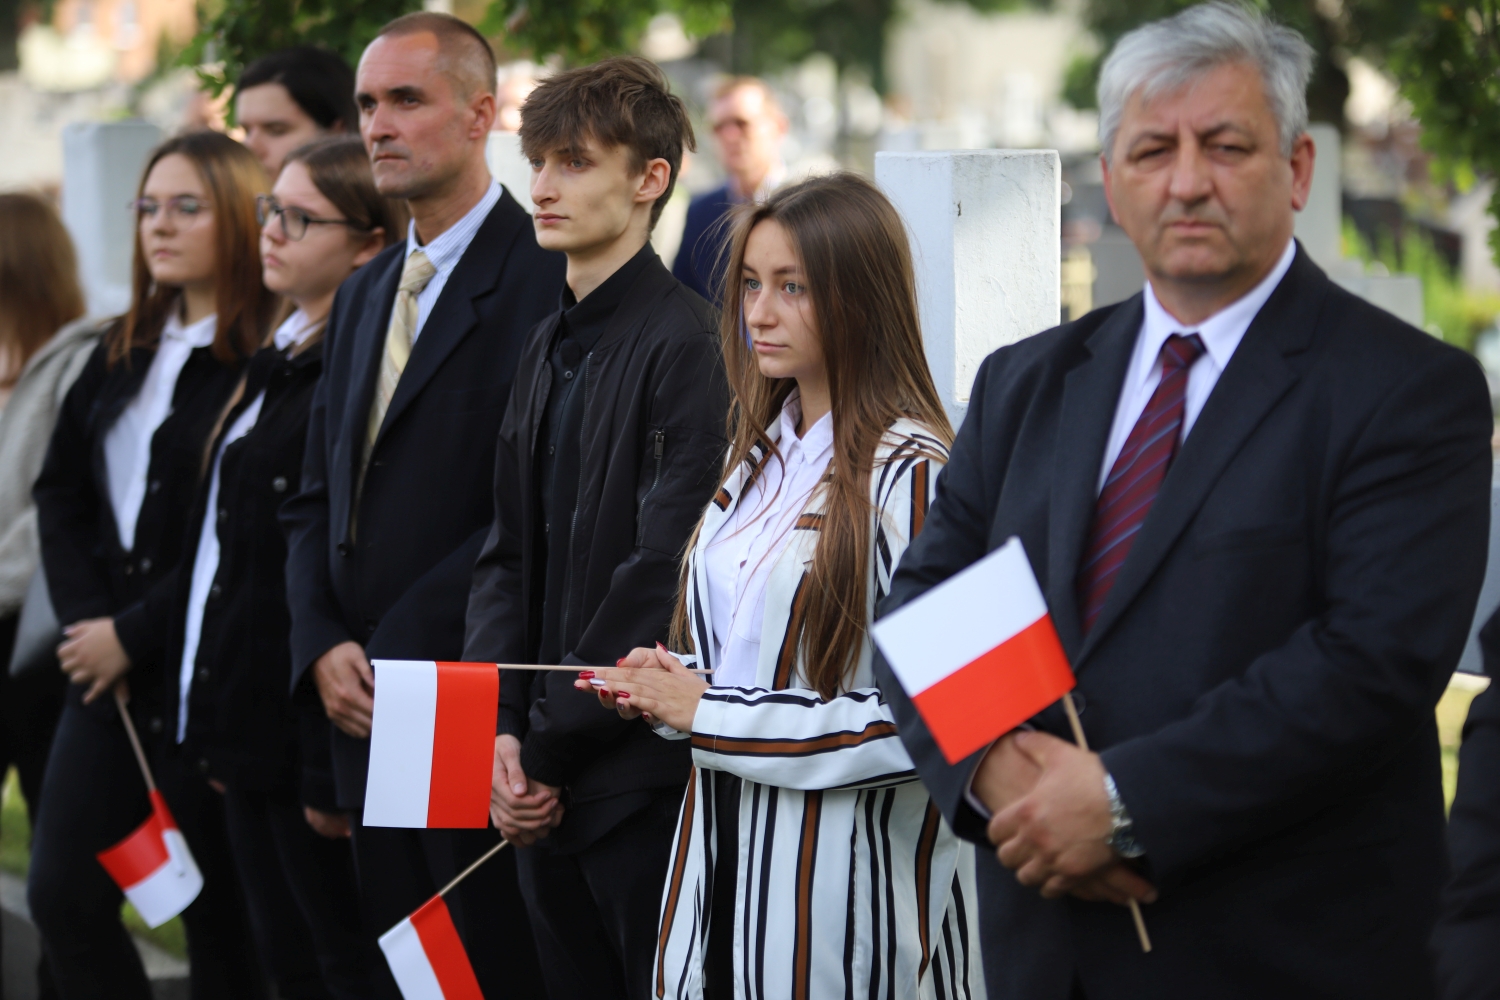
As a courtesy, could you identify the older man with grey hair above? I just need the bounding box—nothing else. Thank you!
[873,3,1493,998]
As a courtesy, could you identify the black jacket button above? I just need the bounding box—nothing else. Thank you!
[197,668,210,682]
[272,476,288,493]
[337,542,351,557]
[197,758,210,774]
[148,717,163,734]
[139,557,152,573]
[209,583,222,600]
[148,479,161,494]
[123,564,134,576]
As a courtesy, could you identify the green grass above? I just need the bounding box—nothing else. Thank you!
[1,769,186,958]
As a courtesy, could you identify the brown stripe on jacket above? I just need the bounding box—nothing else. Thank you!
[657,769,698,998]
[792,790,824,1000]
[794,512,823,530]
[691,719,898,757]
[914,799,942,978]
[772,574,810,690]
[910,460,929,539]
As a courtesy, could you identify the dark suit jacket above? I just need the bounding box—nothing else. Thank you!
[465,255,728,848]
[35,336,244,735]
[874,246,1493,1000]
[281,190,565,808]
[1433,612,1500,1000]
[670,182,735,301]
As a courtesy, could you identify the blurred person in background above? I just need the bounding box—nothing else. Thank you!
[0,191,100,1000]
[672,76,787,300]
[156,135,405,1000]
[237,46,359,178]
[493,62,540,133]
[29,131,277,1000]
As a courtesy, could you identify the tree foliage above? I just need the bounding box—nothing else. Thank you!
[480,0,729,65]
[1390,1,1500,264]
[186,0,421,95]
[1061,0,1422,127]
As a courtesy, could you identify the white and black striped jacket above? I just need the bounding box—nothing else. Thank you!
[652,418,985,1000]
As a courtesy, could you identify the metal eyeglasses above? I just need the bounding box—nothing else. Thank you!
[256,195,365,241]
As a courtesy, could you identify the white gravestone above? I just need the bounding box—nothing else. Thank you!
[62,120,164,318]
[876,150,1061,424]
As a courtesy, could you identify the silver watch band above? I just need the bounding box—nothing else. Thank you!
[1103,772,1146,859]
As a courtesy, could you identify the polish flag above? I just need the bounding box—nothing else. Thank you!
[872,536,1075,764]
[96,790,203,928]
[364,660,499,828]
[379,893,484,1000]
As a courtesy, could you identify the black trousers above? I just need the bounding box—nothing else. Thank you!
[27,687,265,1000]
[222,786,375,1000]
[0,612,62,1000]
[349,815,542,999]
[515,789,683,1000]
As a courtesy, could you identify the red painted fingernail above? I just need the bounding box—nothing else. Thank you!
[616,691,630,699]
[616,657,627,667]
[656,642,668,652]
[578,670,595,679]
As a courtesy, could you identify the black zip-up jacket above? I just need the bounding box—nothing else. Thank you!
[34,334,245,734]
[160,341,336,805]
[464,253,729,814]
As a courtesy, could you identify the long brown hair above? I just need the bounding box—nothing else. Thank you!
[111,130,277,367]
[0,193,86,387]
[673,172,954,697]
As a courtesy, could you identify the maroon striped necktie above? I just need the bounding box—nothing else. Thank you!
[1077,333,1205,632]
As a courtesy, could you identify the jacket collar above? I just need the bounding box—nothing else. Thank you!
[1056,243,1327,666]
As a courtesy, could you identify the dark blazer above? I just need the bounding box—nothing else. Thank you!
[464,254,728,841]
[1434,611,1500,1000]
[670,182,735,301]
[874,246,1493,1000]
[34,335,245,732]
[281,190,565,808]
[160,341,332,804]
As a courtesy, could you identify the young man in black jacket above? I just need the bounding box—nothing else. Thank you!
[464,57,728,1000]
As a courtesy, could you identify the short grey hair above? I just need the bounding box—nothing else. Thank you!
[1097,1,1315,162]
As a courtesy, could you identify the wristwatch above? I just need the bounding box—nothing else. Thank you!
[1103,772,1146,859]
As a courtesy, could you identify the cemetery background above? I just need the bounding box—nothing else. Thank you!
[2,0,1500,991]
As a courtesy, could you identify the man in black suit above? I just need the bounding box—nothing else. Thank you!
[465,57,728,1000]
[280,12,563,997]
[1434,612,1500,1000]
[873,5,1493,999]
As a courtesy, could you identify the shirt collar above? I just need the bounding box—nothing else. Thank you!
[272,309,321,352]
[776,391,834,461]
[560,242,657,331]
[404,179,502,278]
[163,310,218,348]
[1139,237,1297,375]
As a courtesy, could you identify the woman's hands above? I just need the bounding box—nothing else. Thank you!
[58,618,131,704]
[574,645,709,733]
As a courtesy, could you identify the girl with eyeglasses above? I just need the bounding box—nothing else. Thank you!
[161,136,404,999]
[29,131,276,1000]
[582,174,984,999]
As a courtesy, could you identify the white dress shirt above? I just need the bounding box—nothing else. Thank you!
[703,393,834,689]
[176,310,319,742]
[104,311,217,552]
[404,179,501,343]
[1097,239,1297,491]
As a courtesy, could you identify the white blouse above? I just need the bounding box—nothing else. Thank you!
[702,393,833,689]
[104,311,217,552]
[176,310,318,742]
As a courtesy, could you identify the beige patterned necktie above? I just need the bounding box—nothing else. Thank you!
[364,249,436,463]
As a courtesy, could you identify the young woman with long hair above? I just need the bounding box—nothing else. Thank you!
[162,136,403,998]
[581,173,984,999]
[29,130,276,1000]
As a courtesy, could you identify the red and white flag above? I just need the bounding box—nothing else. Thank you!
[872,536,1076,763]
[379,893,484,1000]
[96,790,203,928]
[364,660,499,829]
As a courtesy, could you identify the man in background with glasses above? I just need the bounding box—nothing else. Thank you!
[670,76,787,301]
[279,12,564,998]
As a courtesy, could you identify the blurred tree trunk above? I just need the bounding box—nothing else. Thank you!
[0,0,20,73]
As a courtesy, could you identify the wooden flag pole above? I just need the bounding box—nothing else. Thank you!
[114,687,157,795]
[1061,693,1152,954]
[436,839,510,899]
